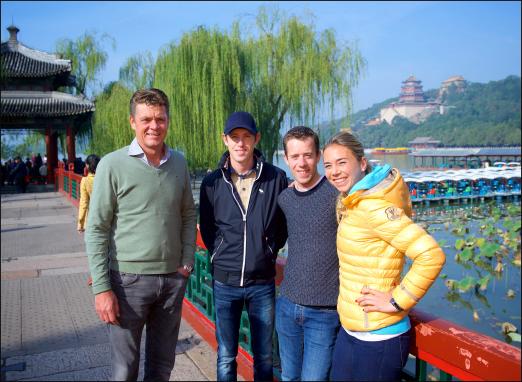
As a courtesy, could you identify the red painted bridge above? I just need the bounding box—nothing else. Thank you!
[56,167,521,381]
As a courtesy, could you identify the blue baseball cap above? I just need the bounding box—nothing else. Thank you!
[224,111,257,135]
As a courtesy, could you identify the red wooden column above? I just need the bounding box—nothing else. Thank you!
[66,125,76,167]
[45,127,58,184]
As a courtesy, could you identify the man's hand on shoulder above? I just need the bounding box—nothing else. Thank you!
[95,290,120,326]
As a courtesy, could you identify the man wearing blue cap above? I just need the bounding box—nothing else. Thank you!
[200,111,288,381]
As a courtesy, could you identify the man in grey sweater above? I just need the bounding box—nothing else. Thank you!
[85,88,197,381]
[276,126,340,381]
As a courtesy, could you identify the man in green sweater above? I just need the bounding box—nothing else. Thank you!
[85,88,197,381]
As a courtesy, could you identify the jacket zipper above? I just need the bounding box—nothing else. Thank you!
[211,237,224,263]
[363,284,369,329]
[220,163,263,287]
[266,237,274,256]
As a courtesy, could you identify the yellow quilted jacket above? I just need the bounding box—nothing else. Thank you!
[337,168,445,331]
[77,173,95,230]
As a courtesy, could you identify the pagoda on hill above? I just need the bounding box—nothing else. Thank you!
[1,25,95,183]
[378,75,441,125]
[399,75,426,104]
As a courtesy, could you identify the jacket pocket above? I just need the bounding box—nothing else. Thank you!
[211,237,224,263]
[265,236,274,256]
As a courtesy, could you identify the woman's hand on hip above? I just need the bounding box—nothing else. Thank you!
[355,286,397,313]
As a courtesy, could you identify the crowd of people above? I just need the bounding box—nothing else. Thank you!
[1,153,48,192]
[0,153,92,194]
[76,88,446,382]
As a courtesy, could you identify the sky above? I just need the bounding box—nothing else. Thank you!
[1,1,521,114]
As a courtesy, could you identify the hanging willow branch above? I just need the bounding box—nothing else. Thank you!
[90,6,365,171]
[154,26,243,170]
[89,83,133,156]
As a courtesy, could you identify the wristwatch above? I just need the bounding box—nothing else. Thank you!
[183,264,194,274]
[390,297,404,312]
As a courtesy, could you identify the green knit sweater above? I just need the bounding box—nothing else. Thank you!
[85,146,197,294]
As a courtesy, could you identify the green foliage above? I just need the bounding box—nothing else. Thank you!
[1,133,46,160]
[91,6,364,171]
[89,83,134,156]
[119,52,155,91]
[348,75,521,147]
[237,6,365,163]
[55,31,116,97]
[154,26,243,170]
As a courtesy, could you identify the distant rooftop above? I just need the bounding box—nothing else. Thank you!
[442,75,465,84]
[403,75,420,83]
[411,147,521,157]
[409,137,441,144]
[1,91,95,118]
[1,25,71,78]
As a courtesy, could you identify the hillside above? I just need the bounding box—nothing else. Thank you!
[322,75,521,148]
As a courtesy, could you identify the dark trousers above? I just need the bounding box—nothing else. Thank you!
[108,270,188,381]
[331,327,410,381]
[213,280,275,382]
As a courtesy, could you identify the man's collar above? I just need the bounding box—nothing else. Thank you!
[128,138,169,156]
[128,137,171,165]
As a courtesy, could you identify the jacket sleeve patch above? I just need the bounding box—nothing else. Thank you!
[385,206,403,221]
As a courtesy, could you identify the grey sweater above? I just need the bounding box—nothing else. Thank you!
[278,177,339,307]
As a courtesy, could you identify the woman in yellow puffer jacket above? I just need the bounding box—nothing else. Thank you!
[323,131,445,381]
[77,154,100,233]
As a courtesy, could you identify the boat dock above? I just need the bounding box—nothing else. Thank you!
[403,166,521,204]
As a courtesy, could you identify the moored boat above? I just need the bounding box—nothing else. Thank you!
[371,147,410,155]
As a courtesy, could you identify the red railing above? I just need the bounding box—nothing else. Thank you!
[55,162,83,208]
[55,170,521,381]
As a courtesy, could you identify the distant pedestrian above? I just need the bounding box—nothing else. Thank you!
[39,161,48,184]
[74,156,85,175]
[10,156,28,193]
[77,154,100,233]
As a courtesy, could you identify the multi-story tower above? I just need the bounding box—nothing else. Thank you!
[379,75,441,125]
[399,75,426,104]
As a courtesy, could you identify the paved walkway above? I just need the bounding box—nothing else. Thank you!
[1,192,218,381]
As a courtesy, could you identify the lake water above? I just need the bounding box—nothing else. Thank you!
[273,151,413,176]
[411,201,521,346]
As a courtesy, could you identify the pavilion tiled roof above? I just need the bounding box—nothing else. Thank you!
[411,147,521,157]
[1,91,95,118]
[1,37,71,78]
[409,137,441,144]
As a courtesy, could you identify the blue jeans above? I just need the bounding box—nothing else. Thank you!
[331,327,411,381]
[108,270,188,381]
[213,280,275,382]
[275,296,340,381]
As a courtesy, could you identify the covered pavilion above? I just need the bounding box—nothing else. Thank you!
[1,25,95,183]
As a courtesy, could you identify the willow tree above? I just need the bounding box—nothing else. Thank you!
[55,31,116,97]
[237,7,365,162]
[154,7,364,170]
[154,27,243,170]
[119,51,155,92]
[89,82,133,156]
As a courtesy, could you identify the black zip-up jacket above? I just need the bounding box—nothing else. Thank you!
[199,149,288,287]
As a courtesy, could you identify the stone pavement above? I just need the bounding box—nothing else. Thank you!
[1,192,219,381]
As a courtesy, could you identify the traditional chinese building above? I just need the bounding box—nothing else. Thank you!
[379,75,442,125]
[438,75,466,99]
[1,25,95,183]
[408,136,441,150]
[399,75,426,103]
